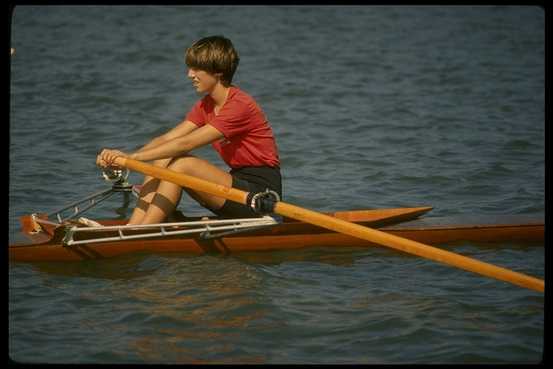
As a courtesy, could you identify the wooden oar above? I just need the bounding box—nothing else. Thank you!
[113,157,544,293]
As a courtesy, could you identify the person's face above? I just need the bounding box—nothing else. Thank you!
[187,68,221,94]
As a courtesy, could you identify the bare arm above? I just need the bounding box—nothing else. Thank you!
[97,120,206,168]
[131,124,224,161]
[135,120,200,153]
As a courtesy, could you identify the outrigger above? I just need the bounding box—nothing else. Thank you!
[9,159,544,293]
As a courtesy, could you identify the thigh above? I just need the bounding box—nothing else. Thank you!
[168,155,233,210]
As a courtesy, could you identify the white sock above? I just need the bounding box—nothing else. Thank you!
[78,217,103,227]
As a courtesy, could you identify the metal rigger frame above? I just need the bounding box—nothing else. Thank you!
[30,169,280,246]
[48,169,136,224]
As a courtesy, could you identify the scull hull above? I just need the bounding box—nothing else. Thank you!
[9,208,543,262]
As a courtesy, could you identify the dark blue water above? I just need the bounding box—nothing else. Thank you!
[9,6,544,364]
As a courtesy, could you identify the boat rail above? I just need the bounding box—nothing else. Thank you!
[55,216,279,246]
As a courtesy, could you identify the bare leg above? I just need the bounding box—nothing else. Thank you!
[127,159,171,225]
[135,155,233,225]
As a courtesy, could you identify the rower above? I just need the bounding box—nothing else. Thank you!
[96,35,282,225]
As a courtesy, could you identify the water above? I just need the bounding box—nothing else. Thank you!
[9,5,544,364]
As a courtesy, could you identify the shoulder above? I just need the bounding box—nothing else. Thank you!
[230,86,255,103]
[227,86,260,114]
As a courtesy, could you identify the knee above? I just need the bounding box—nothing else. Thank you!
[167,155,199,175]
[153,158,172,168]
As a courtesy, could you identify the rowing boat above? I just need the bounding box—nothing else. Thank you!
[9,207,543,262]
[9,163,544,292]
[9,207,427,262]
[9,168,544,263]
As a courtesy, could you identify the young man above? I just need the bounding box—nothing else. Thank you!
[97,36,282,225]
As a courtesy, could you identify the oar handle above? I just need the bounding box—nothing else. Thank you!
[114,157,544,293]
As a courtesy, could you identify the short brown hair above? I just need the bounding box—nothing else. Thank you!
[185,36,240,87]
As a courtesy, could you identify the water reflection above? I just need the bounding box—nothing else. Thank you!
[109,256,270,363]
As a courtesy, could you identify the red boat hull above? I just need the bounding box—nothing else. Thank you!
[9,208,543,262]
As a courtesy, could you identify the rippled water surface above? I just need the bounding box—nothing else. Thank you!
[9,5,544,364]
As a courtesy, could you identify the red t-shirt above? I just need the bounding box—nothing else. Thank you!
[185,86,280,169]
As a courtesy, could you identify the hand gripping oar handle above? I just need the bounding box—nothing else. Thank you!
[114,157,544,293]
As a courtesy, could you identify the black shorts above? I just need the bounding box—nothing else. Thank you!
[209,166,282,219]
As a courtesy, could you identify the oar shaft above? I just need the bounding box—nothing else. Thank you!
[274,202,544,293]
[114,157,544,293]
[115,157,248,205]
